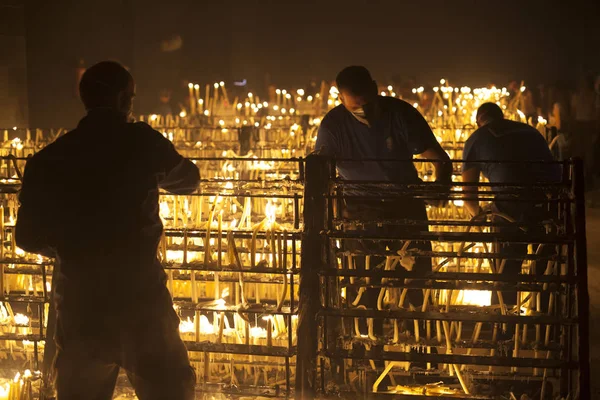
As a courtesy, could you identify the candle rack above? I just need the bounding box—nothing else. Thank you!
[297,155,589,399]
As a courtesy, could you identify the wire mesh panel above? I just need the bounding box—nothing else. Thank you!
[301,156,588,400]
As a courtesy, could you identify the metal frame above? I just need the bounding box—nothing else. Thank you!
[297,155,590,399]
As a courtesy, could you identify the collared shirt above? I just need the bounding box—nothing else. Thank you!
[16,109,200,300]
[315,96,437,184]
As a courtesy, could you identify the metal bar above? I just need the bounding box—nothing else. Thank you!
[174,301,297,315]
[332,218,563,228]
[339,280,555,292]
[296,154,329,399]
[572,158,591,399]
[184,341,295,358]
[322,230,573,244]
[318,269,576,283]
[163,229,302,239]
[161,192,302,199]
[335,249,566,262]
[318,308,577,325]
[322,350,578,369]
[163,263,299,275]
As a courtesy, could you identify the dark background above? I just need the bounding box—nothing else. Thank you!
[2,0,599,128]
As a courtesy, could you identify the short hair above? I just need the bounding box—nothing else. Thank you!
[79,61,133,109]
[336,66,376,97]
[476,102,504,124]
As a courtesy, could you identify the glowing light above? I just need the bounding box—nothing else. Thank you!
[14,314,29,326]
[460,290,491,306]
[219,81,225,87]
[248,92,253,98]
[179,317,194,333]
[440,78,446,85]
[194,84,199,90]
[188,83,193,89]
[179,111,187,118]
[297,89,305,96]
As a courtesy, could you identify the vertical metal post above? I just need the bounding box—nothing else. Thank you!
[572,158,591,399]
[296,154,329,399]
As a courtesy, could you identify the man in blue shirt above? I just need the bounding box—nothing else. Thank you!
[462,102,561,317]
[462,102,561,219]
[315,66,451,311]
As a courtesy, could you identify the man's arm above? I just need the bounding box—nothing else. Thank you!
[160,157,200,195]
[142,124,200,195]
[402,103,452,183]
[15,157,56,257]
[314,120,339,157]
[461,134,482,217]
[420,142,452,184]
[461,166,481,217]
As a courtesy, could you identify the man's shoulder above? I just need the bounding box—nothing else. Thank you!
[464,127,487,148]
[130,121,168,143]
[499,119,538,133]
[322,105,348,122]
[320,105,350,132]
[381,96,413,111]
[29,128,77,162]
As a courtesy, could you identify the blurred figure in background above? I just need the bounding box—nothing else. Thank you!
[155,89,174,116]
[571,75,598,188]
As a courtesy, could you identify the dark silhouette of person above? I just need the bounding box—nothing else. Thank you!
[16,61,199,399]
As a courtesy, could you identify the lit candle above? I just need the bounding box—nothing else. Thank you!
[266,317,273,347]
[213,83,220,112]
[205,84,211,111]
[188,83,195,115]
[220,81,229,105]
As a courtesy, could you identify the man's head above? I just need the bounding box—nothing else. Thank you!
[336,66,378,113]
[159,89,171,104]
[475,102,504,128]
[79,61,135,120]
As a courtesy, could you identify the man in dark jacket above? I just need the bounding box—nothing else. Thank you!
[16,61,199,399]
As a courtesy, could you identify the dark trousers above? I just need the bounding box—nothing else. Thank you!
[54,283,196,400]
